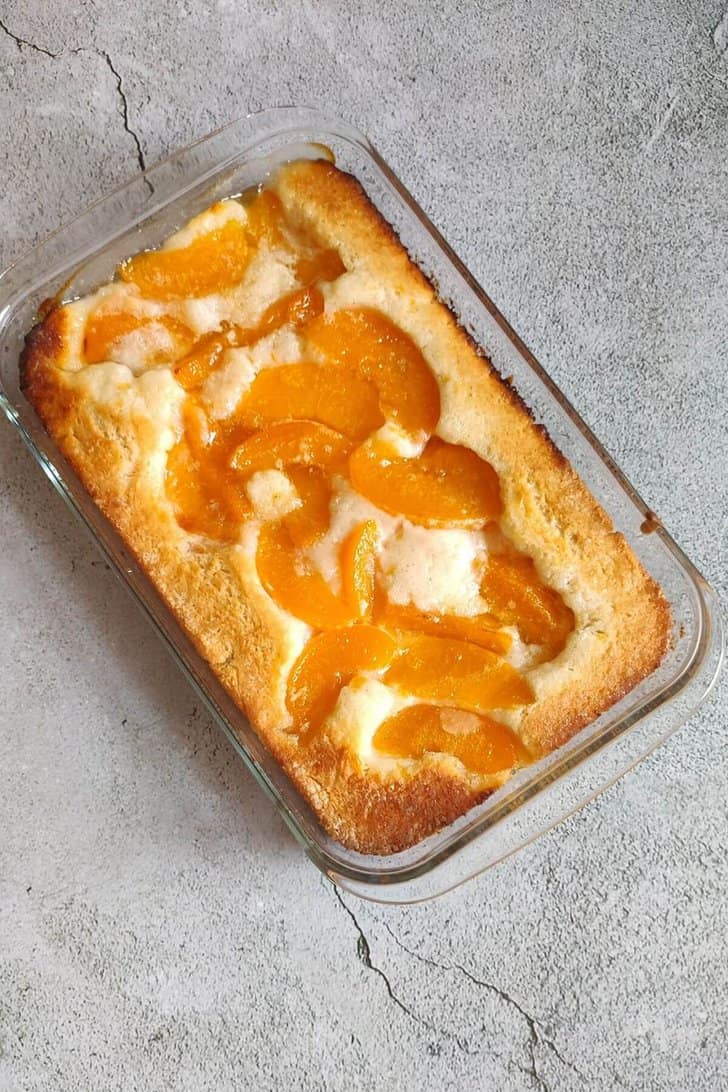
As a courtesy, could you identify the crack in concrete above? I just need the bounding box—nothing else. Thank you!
[330,886,477,1056]
[0,19,149,188]
[382,922,590,1091]
[331,887,442,1039]
[0,17,61,57]
[97,50,147,175]
[451,960,555,1092]
[330,884,585,1086]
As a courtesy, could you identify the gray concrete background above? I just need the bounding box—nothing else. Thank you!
[1,2,727,1089]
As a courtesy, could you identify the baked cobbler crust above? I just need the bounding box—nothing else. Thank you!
[20,160,670,853]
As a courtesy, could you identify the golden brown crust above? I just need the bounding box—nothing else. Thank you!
[299,739,487,855]
[20,159,670,855]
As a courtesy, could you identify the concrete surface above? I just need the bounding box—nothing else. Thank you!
[1,1,727,1089]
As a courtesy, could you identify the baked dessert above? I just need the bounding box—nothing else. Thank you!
[20,158,670,854]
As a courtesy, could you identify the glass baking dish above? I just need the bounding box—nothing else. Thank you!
[0,107,722,903]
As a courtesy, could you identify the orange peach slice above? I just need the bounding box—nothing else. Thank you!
[173,326,237,391]
[244,189,288,248]
[374,596,512,657]
[287,625,398,737]
[373,704,530,775]
[305,307,440,436]
[84,311,195,365]
[480,553,575,657]
[166,437,251,541]
[166,439,211,535]
[231,421,351,477]
[340,520,379,620]
[350,436,502,528]
[384,634,533,711]
[173,286,325,392]
[256,523,359,630]
[239,363,384,441]
[120,220,251,300]
[283,466,333,548]
[252,284,324,337]
[165,399,251,541]
[295,249,346,285]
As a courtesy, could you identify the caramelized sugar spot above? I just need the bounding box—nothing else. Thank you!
[305,307,440,436]
[238,363,384,441]
[340,520,378,620]
[373,704,530,775]
[350,436,502,528]
[481,553,575,657]
[257,522,359,630]
[287,625,397,738]
[384,634,534,711]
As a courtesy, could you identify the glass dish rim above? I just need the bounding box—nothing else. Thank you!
[0,106,722,901]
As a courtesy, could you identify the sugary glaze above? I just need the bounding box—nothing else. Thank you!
[20,159,671,853]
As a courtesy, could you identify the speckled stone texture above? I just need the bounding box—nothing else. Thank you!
[1,2,726,1089]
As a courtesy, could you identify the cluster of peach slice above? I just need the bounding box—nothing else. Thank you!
[88,187,574,781]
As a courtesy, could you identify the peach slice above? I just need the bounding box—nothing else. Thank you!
[84,310,195,365]
[244,189,344,276]
[287,625,398,737]
[166,439,214,536]
[480,553,575,657]
[244,189,288,248]
[283,466,333,548]
[373,705,530,775]
[165,400,251,541]
[173,326,237,391]
[305,307,440,436]
[120,220,251,300]
[374,595,512,657]
[340,520,379,620]
[166,436,251,542]
[383,634,533,711]
[350,436,502,528]
[256,523,359,630]
[231,421,351,477]
[173,286,325,392]
[253,284,324,337]
[295,248,346,285]
[238,363,384,441]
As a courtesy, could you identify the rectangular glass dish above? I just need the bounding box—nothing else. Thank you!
[0,107,722,902]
